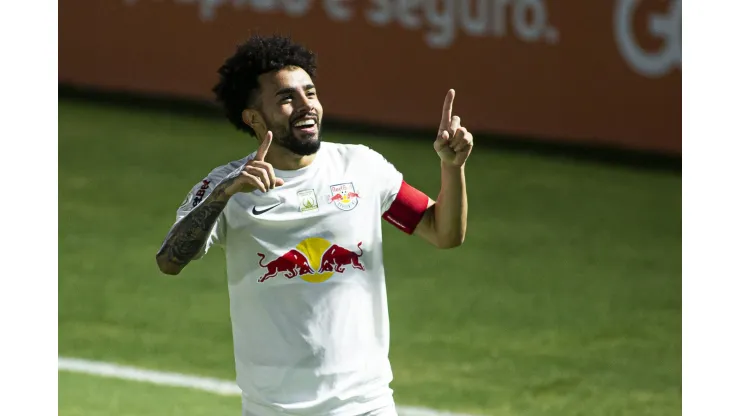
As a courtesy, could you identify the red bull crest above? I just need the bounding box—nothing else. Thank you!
[327,182,359,211]
[256,238,365,283]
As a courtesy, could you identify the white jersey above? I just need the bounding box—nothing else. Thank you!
[175,142,405,416]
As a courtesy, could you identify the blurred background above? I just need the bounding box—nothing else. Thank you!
[58,1,681,415]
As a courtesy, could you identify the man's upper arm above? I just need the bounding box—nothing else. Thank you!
[382,181,434,236]
[410,198,439,246]
[359,145,438,243]
[174,175,227,260]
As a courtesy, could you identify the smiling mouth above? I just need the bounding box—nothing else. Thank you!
[292,117,318,133]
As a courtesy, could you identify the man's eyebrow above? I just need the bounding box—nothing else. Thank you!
[275,84,315,96]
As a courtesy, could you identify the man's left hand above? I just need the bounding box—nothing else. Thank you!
[434,89,474,168]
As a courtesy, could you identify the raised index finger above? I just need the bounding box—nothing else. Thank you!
[439,89,455,132]
[255,131,273,161]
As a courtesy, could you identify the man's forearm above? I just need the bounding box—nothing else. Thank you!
[156,184,230,275]
[432,162,468,248]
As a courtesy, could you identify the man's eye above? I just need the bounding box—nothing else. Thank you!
[307,91,317,97]
[280,96,292,102]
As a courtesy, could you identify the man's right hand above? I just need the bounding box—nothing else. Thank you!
[222,131,285,196]
[157,133,285,275]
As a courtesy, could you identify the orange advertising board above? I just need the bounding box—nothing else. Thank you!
[59,0,681,153]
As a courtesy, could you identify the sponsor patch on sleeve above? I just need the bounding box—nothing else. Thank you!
[192,179,211,207]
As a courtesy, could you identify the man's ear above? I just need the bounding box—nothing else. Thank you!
[242,109,267,138]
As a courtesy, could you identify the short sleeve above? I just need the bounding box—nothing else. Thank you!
[174,177,227,260]
[358,145,404,213]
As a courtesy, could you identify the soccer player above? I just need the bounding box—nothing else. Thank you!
[156,35,472,416]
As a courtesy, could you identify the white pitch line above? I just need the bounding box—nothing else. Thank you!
[58,357,477,416]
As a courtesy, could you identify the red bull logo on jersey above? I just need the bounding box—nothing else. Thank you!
[327,182,360,211]
[256,250,315,282]
[256,238,365,283]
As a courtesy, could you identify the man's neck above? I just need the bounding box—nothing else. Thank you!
[264,147,317,171]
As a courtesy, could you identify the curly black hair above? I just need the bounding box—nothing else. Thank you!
[212,34,318,136]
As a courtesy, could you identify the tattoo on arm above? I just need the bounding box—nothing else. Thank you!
[157,178,235,268]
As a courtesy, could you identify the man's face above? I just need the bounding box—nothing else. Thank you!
[254,67,323,156]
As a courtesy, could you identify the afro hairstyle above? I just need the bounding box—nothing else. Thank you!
[212,34,318,136]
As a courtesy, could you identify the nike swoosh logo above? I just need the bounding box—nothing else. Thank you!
[252,203,282,215]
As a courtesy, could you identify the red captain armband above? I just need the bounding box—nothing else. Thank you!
[382,181,430,235]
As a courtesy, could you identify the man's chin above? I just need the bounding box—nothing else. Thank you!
[283,134,321,156]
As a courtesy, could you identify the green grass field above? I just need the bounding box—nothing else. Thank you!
[59,371,241,416]
[58,98,681,415]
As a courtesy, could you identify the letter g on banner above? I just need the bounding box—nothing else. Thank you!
[614,0,681,78]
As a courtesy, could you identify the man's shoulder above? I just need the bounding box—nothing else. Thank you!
[203,157,249,183]
[320,142,382,161]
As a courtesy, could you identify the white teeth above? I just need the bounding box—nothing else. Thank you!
[294,119,316,127]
